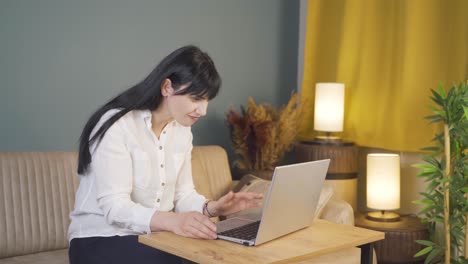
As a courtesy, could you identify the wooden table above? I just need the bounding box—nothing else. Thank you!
[139,219,384,264]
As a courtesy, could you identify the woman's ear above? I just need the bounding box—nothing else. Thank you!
[160,79,174,96]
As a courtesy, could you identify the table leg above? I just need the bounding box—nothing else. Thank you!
[359,243,374,264]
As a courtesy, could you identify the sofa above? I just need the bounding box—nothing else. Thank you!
[0,146,358,264]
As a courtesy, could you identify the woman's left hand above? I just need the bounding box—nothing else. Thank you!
[208,191,263,217]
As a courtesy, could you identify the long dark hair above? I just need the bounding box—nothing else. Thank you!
[77,45,221,175]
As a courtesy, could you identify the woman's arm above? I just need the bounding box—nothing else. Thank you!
[149,211,217,239]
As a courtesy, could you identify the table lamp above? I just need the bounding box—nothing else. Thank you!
[314,83,345,140]
[295,82,358,211]
[366,153,401,222]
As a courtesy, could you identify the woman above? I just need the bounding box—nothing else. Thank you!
[68,45,262,264]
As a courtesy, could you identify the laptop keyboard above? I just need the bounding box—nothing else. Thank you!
[218,220,260,241]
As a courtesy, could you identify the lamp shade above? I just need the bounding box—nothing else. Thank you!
[314,83,345,132]
[366,154,400,210]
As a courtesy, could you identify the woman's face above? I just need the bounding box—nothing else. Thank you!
[166,89,209,127]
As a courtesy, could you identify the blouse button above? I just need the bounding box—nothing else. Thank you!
[160,164,164,168]
[159,146,163,150]
[161,182,165,186]
[156,198,160,203]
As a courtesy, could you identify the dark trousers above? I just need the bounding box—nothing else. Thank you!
[69,235,184,264]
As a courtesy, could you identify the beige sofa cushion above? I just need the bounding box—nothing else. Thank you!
[0,249,68,264]
[0,152,79,259]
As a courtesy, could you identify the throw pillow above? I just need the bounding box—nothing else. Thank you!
[314,182,333,219]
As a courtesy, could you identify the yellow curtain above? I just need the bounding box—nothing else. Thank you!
[300,0,468,152]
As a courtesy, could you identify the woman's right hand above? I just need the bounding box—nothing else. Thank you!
[151,211,217,240]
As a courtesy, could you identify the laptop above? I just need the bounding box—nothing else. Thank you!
[216,159,330,246]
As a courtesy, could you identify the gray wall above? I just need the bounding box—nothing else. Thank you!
[0,0,299,163]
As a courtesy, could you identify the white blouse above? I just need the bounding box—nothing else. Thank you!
[68,109,206,241]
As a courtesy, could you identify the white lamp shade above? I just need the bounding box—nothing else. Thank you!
[366,154,400,210]
[314,83,345,132]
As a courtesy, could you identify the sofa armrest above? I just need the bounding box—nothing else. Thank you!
[318,198,355,226]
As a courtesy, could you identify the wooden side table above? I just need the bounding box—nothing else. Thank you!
[355,213,429,264]
[295,140,358,211]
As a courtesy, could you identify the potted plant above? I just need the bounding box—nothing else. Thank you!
[413,81,468,264]
[225,93,303,180]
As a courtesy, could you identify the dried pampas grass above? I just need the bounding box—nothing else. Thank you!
[226,93,303,171]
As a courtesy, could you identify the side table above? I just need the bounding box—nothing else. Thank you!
[355,213,429,264]
[295,140,358,211]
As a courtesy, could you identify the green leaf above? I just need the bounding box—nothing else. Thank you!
[413,199,434,205]
[422,156,441,167]
[414,246,433,257]
[413,163,435,169]
[424,114,441,120]
[415,240,435,247]
[421,146,440,152]
[437,178,451,183]
[433,110,447,119]
[431,89,444,105]
[438,83,446,99]
[427,180,441,191]
[422,167,439,174]
[425,247,442,264]
[419,205,436,215]
[417,171,441,178]
[420,192,437,201]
